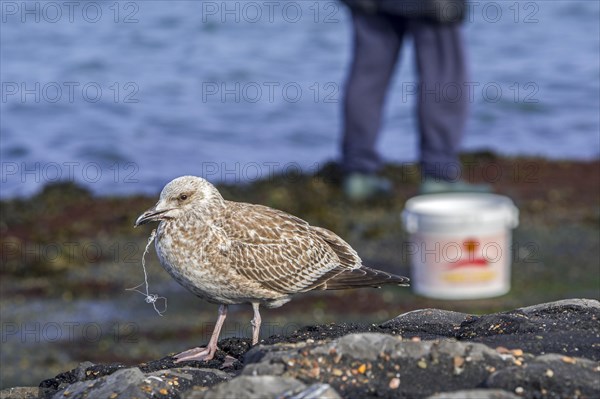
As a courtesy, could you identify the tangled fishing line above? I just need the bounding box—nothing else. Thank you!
[126,229,168,316]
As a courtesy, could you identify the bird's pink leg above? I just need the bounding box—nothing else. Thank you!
[251,302,261,345]
[174,304,227,362]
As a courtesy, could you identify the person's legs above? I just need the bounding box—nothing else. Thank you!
[411,21,469,182]
[342,11,406,175]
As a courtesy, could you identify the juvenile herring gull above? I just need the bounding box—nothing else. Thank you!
[135,176,409,362]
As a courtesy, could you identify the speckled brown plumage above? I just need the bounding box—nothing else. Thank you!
[135,176,409,362]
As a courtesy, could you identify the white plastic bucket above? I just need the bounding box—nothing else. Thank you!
[401,193,519,299]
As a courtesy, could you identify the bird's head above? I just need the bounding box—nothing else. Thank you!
[135,176,223,227]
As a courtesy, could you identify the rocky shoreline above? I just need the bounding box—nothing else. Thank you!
[1,156,599,394]
[2,298,598,399]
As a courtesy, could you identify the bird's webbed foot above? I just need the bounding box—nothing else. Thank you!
[173,346,217,362]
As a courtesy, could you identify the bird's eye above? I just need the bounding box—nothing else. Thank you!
[179,194,188,201]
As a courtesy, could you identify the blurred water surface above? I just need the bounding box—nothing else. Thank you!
[1,0,599,197]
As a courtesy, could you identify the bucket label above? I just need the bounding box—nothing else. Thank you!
[444,238,496,283]
[409,232,510,296]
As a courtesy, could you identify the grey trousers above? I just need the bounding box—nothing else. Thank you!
[341,11,469,181]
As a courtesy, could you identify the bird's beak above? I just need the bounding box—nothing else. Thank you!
[135,203,170,227]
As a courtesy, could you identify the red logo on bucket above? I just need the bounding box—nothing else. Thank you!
[447,239,488,269]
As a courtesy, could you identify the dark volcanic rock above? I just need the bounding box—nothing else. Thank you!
[380,308,471,339]
[42,365,231,399]
[39,361,127,395]
[486,354,600,398]
[456,298,600,360]
[243,334,511,398]
[35,299,600,399]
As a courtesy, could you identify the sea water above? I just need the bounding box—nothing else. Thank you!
[1,1,598,197]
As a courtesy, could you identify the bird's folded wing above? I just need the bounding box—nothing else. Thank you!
[221,202,359,294]
[309,226,362,269]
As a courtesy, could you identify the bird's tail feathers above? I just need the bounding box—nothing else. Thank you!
[323,266,409,290]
